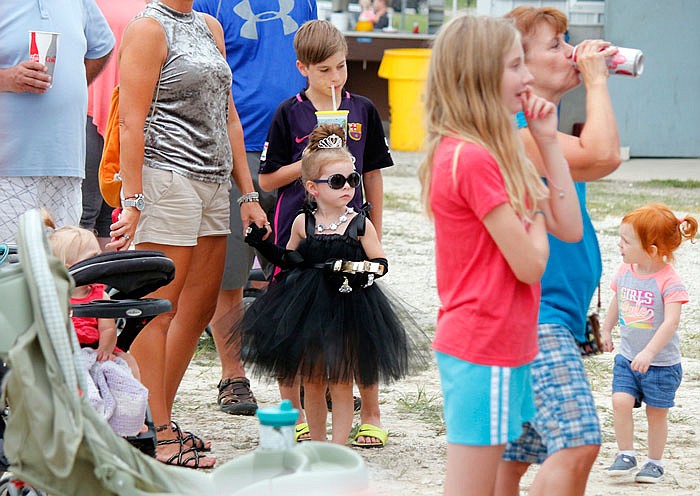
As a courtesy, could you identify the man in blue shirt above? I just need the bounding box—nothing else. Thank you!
[0,0,114,241]
[193,0,317,415]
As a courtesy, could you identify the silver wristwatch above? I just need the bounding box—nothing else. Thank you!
[121,194,145,211]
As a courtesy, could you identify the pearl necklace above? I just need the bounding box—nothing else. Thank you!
[315,206,354,233]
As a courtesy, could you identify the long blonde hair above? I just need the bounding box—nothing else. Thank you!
[418,15,547,219]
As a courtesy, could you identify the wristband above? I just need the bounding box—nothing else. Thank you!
[237,191,259,205]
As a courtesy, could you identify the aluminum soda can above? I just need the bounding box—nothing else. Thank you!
[573,45,644,78]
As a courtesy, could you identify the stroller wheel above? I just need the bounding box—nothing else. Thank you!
[0,475,47,496]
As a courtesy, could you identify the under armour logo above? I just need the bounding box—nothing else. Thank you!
[233,0,299,40]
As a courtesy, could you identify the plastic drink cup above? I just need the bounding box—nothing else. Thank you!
[315,110,349,141]
[29,31,60,86]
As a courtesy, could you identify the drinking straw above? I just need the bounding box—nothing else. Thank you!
[331,84,337,111]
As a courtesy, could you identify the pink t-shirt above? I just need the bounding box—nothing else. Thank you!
[87,0,146,136]
[430,137,540,367]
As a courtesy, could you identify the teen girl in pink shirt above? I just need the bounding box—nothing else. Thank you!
[418,15,582,495]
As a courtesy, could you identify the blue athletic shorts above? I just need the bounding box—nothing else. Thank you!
[436,351,534,446]
[612,353,682,409]
[503,324,601,464]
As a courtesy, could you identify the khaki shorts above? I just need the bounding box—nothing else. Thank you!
[134,167,230,246]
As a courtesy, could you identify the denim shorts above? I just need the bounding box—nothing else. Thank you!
[436,351,534,446]
[503,324,601,464]
[612,353,682,408]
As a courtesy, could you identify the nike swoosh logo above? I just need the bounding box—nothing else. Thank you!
[295,135,309,144]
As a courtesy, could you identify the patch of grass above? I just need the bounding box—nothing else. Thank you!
[384,192,421,212]
[396,386,445,435]
[668,411,693,424]
[647,179,700,189]
[193,331,218,363]
[587,180,700,219]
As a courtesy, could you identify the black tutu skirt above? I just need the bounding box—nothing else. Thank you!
[241,207,426,386]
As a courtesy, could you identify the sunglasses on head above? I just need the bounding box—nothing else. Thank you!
[312,171,361,190]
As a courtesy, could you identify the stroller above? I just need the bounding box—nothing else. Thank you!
[0,210,369,496]
[0,213,181,494]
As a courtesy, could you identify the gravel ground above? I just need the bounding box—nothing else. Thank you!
[176,151,700,495]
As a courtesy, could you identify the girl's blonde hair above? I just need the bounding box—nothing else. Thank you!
[301,123,354,186]
[622,203,698,263]
[48,226,101,267]
[418,14,547,219]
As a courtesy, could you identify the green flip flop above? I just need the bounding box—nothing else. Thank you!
[351,423,388,448]
[294,422,310,443]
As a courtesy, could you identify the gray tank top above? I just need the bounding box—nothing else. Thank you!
[139,1,232,183]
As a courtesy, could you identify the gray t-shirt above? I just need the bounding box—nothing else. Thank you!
[613,263,688,366]
[140,1,233,183]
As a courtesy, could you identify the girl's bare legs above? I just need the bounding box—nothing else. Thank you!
[357,383,383,444]
[328,381,354,445]
[646,405,669,460]
[278,379,308,439]
[303,379,329,441]
[445,444,506,496]
[612,392,636,451]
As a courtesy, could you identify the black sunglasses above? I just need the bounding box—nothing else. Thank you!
[312,171,361,190]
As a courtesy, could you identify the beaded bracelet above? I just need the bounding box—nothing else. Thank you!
[237,191,260,205]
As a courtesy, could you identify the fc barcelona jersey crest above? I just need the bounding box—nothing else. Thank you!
[348,122,362,141]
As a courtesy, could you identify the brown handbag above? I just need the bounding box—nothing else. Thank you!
[579,285,603,357]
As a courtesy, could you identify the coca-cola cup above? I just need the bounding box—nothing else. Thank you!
[29,31,60,87]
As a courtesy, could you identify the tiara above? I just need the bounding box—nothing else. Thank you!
[318,134,344,149]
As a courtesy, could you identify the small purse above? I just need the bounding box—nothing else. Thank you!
[579,285,603,357]
[98,77,161,208]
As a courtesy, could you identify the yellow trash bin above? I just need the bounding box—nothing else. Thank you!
[377,48,431,152]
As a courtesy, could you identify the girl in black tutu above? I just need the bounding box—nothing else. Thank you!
[241,124,416,445]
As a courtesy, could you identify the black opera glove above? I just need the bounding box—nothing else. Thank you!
[244,223,304,269]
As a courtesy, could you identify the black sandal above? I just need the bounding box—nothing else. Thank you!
[169,421,211,452]
[156,438,210,469]
[217,377,258,416]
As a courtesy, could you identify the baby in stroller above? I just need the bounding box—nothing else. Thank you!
[48,224,148,439]
[49,225,140,378]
